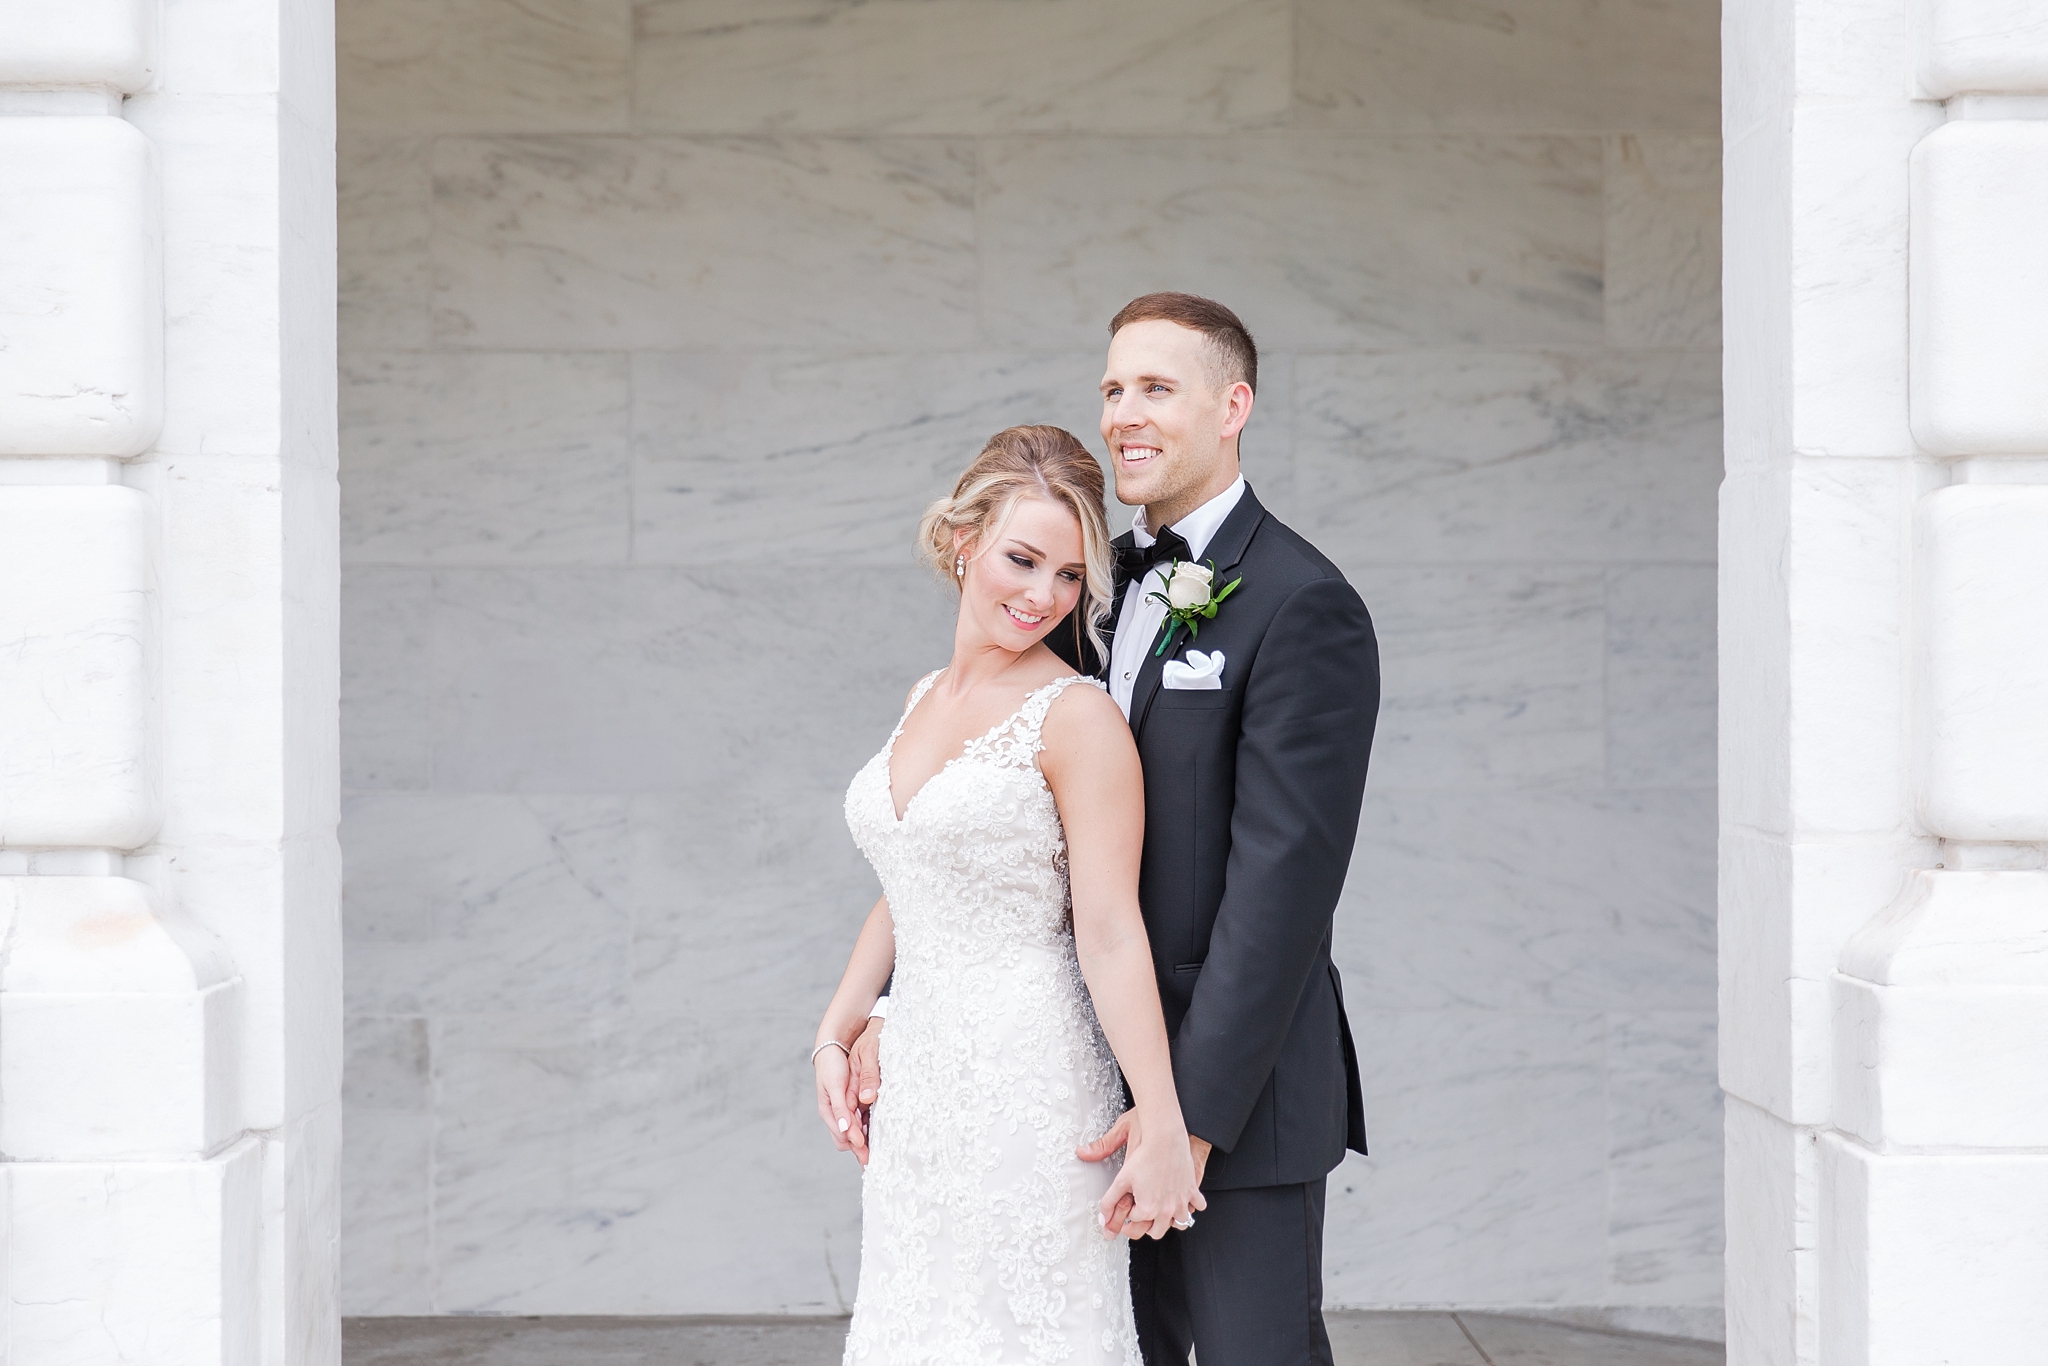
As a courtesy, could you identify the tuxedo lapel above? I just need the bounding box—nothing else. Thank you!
[1129,485,1268,739]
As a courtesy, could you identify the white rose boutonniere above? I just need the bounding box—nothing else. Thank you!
[1147,558,1243,657]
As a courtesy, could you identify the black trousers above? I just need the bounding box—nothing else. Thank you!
[1128,1179,1334,1366]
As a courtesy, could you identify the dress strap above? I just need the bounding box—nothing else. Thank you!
[890,668,945,742]
[1010,674,1106,758]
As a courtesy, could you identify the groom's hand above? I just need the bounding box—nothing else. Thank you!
[1080,1116,1214,1238]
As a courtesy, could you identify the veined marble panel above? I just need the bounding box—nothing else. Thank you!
[339,0,630,134]
[341,793,632,1014]
[1343,564,1606,789]
[633,0,1288,134]
[430,1010,861,1312]
[1607,137,1723,350]
[341,1017,431,1314]
[1607,565,1717,789]
[1607,1013,1723,1305]
[635,351,1106,566]
[341,1108,432,1314]
[1324,1010,1608,1304]
[1337,789,1715,1013]
[429,568,955,794]
[1295,0,1719,134]
[432,137,977,350]
[978,136,1604,350]
[341,567,432,791]
[343,352,631,566]
[1293,351,1721,564]
[629,788,877,1015]
[339,136,432,352]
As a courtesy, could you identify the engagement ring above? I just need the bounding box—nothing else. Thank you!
[1172,1217,1194,1230]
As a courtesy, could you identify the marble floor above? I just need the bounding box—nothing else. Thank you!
[344,1312,1725,1366]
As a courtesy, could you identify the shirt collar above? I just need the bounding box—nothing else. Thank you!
[1130,475,1248,563]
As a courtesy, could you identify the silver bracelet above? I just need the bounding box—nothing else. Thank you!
[811,1039,850,1065]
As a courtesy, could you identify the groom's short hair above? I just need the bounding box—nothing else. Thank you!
[1109,292,1258,396]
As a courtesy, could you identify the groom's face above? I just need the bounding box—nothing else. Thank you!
[1099,319,1232,512]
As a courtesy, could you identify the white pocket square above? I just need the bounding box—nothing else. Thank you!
[1162,649,1225,691]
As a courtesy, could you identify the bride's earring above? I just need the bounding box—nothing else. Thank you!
[956,554,965,578]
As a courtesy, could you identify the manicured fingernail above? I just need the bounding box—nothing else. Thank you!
[838,1117,849,1132]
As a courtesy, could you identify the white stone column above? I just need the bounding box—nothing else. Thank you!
[0,0,338,1362]
[1724,1,2048,1363]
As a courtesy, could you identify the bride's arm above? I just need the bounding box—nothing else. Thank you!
[1040,685,1205,1240]
[814,895,894,1165]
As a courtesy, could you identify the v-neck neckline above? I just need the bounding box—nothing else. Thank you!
[883,672,1082,825]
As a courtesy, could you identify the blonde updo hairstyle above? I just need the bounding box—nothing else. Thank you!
[919,425,1115,664]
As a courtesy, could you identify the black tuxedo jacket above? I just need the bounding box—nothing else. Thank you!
[1053,485,1378,1190]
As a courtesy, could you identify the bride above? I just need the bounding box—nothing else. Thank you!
[811,425,1204,1363]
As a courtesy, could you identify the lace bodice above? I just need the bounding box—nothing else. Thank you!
[840,670,1139,1365]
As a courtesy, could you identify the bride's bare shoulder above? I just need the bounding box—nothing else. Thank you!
[1039,676,1127,743]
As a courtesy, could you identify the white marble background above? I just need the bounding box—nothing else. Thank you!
[336,0,1723,1321]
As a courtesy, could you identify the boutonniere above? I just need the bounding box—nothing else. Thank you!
[1148,559,1243,657]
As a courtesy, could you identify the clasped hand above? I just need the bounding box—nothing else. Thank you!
[1076,1108,1209,1241]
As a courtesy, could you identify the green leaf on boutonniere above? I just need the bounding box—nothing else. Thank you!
[1147,559,1245,657]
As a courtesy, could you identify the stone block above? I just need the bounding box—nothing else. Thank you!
[427,567,955,794]
[431,136,977,350]
[428,1009,860,1312]
[0,485,160,849]
[0,116,161,457]
[1342,564,1605,790]
[340,1106,432,1314]
[341,567,432,791]
[628,788,876,1015]
[1323,1010,1607,1304]
[0,877,240,1160]
[0,0,156,91]
[634,0,1288,134]
[1336,789,1714,1014]
[1912,0,2048,98]
[1606,137,1723,350]
[338,0,630,134]
[122,97,282,458]
[1294,0,1719,134]
[338,135,431,352]
[1606,1013,1724,1305]
[1833,870,2048,1149]
[1719,830,1924,1124]
[1917,486,2048,839]
[1790,103,1939,460]
[342,352,631,566]
[1786,457,1911,837]
[1608,565,1718,789]
[1820,1135,2048,1366]
[1293,350,1721,566]
[1723,1098,1818,1366]
[1717,468,1791,835]
[631,350,1117,568]
[1911,122,2048,455]
[978,136,1603,349]
[7,1137,262,1366]
[342,793,631,1015]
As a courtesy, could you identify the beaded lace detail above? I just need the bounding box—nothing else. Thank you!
[842,671,1138,1365]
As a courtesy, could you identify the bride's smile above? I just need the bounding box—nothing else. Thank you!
[956,494,1089,649]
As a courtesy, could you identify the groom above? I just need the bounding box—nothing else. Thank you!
[857,293,1378,1365]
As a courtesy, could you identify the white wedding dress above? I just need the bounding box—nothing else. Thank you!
[841,670,1142,1366]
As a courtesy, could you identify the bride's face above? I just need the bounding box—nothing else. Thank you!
[957,496,1088,653]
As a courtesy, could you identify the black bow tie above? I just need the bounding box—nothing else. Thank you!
[1115,527,1192,584]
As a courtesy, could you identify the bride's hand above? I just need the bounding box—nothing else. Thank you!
[1096,1117,1206,1241]
[813,1043,869,1165]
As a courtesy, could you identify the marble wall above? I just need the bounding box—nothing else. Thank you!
[336,0,1723,1324]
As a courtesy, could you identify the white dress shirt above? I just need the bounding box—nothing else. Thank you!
[1108,476,1247,718]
